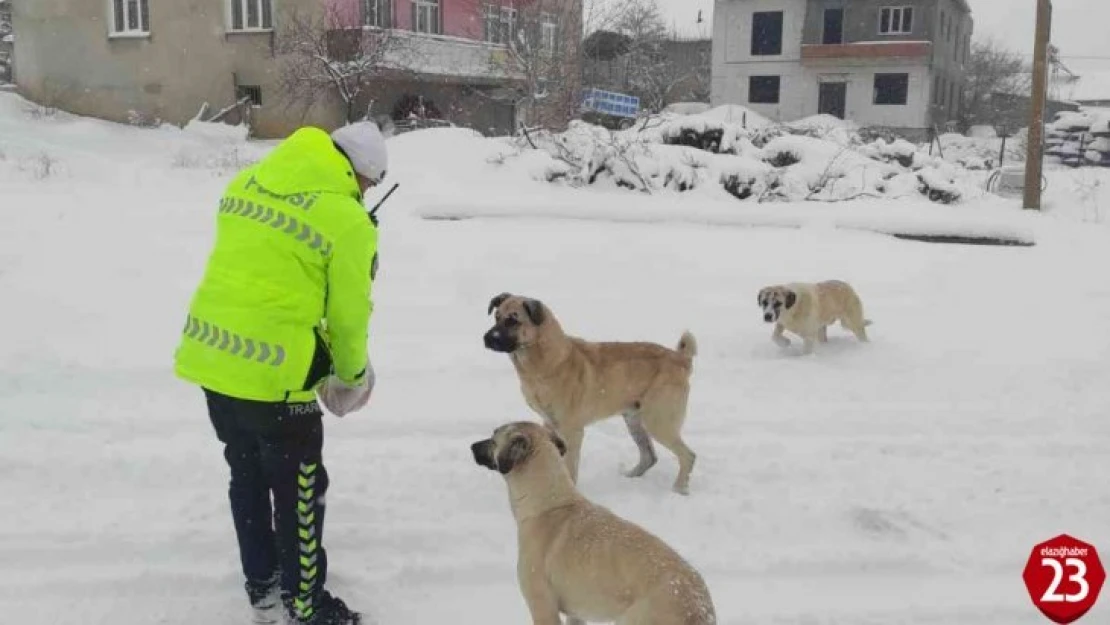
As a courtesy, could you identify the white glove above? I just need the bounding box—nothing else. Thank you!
[317,363,374,417]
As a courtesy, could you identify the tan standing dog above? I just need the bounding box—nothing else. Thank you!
[483,292,699,495]
[470,421,718,625]
[757,280,872,355]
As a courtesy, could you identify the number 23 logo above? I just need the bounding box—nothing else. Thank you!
[1042,558,1091,604]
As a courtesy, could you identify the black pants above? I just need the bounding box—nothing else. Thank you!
[205,389,330,619]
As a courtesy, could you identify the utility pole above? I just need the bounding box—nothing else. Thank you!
[1023,0,1053,210]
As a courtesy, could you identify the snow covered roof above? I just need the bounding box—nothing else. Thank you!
[1057,70,1110,103]
[1071,72,1110,102]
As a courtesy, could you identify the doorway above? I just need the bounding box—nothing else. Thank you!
[818,82,847,119]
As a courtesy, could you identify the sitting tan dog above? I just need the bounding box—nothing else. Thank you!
[757,280,872,355]
[484,292,699,495]
[471,421,718,625]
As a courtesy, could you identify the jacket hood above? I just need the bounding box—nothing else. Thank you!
[251,127,362,200]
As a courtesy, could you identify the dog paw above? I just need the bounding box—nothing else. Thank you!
[621,460,656,478]
[672,482,690,496]
[773,338,791,348]
[622,467,645,478]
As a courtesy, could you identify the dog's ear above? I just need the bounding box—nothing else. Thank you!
[757,288,767,306]
[488,292,512,315]
[547,429,567,456]
[784,290,797,309]
[495,432,532,474]
[523,299,545,325]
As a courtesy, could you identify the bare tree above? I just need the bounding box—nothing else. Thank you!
[582,0,644,35]
[466,0,584,129]
[961,37,1032,129]
[581,0,707,112]
[626,44,705,112]
[275,2,413,124]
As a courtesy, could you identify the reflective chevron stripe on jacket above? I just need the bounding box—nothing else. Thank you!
[217,197,333,257]
[182,314,286,367]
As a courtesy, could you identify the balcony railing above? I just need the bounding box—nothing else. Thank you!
[326,27,525,83]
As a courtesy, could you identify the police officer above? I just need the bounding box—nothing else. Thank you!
[174,121,388,625]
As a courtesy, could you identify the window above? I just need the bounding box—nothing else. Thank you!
[111,0,150,35]
[230,0,273,31]
[412,0,441,35]
[237,85,262,107]
[873,73,909,105]
[363,0,392,28]
[879,7,912,35]
[482,3,519,45]
[540,13,558,54]
[940,11,946,38]
[500,5,517,44]
[749,75,781,104]
[823,8,843,45]
[933,76,940,104]
[483,4,501,43]
[751,11,783,56]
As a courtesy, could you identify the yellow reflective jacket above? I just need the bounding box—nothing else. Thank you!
[174,127,377,403]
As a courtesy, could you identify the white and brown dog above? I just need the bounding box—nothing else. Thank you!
[483,292,700,495]
[471,421,718,625]
[757,280,872,355]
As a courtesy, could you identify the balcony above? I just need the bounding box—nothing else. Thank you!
[327,27,526,85]
[801,41,932,66]
[381,30,525,84]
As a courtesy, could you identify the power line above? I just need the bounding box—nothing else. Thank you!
[1058,55,1110,60]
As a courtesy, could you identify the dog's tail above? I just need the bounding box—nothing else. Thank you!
[676,330,698,360]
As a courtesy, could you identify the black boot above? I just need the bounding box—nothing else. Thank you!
[285,590,362,625]
[245,571,282,624]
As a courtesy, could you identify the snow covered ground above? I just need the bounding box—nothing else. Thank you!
[2,92,1109,624]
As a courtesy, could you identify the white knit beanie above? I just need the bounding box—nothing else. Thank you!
[331,121,389,184]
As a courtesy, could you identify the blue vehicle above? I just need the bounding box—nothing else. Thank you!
[580,88,641,130]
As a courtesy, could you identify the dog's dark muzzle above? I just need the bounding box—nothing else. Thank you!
[763,313,775,323]
[471,439,497,471]
[483,327,517,353]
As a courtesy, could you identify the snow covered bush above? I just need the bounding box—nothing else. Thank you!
[10,151,64,180]
[1045,110,1110,168]
[857,138,918,168]
[127,109,163,129]
[641,113,758,155]
[169,119,259,174]
[496,107,987,205]
[779,114,860,146]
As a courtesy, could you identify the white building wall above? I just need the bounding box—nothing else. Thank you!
[712,0,934,129]
[802,64,933,128]
[711,0,810,121]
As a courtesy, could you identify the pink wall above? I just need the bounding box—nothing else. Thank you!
[326,0,543,41]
